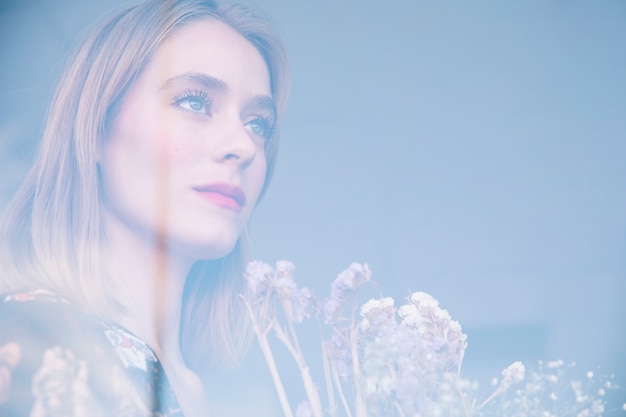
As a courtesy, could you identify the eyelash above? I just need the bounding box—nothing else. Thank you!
[247,115,277,142]
[171,89,212,115]
[171,89,276,141]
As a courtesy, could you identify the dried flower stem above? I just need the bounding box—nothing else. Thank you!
[243,299,294,417]
[454,375,473,417]
[320,337,337,417]
[475,385,503,412]
[350,310,366,417]
[273,323,324,417]
[331,359,354,417]
[285,307,304,356]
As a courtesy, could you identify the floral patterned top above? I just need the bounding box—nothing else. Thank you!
[0,289,185,416]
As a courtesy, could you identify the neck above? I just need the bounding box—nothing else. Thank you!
[101,214,194,368]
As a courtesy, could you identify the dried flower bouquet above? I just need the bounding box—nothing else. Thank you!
[241,261,624,417]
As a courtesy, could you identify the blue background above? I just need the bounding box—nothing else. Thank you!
[1,0,625,414]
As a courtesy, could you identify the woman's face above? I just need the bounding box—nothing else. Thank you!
[98,18,274,260]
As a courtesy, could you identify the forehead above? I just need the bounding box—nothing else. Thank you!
[144,17,271,95]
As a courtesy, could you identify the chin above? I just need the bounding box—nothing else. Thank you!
[176,233,241,262]
[201,242,238,261]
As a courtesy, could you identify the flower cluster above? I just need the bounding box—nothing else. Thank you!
[242,261,625,417]
[319,262,371,325]
[355,292,472,417]
[245,260,314,324]
[480,359,624,417]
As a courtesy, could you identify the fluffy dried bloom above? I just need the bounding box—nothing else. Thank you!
[245,260,275,299]
[273,276,298,300]
[591,399,604,414]
[359,297,395,333]
[319,263,371,324]
[360,297,394,316]
[275,260,295,278]
[409,291,439,309]
[546,359,563,369]
[330,263,371,298]
[325,329,352,379]
[271,261,299,300]
[501,361,525,391]
[397,304,423,328]
[288,287,314,323]
[318,296,341,324]
[399,292,467,370]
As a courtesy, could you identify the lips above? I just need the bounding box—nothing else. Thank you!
[192,182,247,211]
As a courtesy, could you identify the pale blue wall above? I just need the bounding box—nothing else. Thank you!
[254,0,626,382]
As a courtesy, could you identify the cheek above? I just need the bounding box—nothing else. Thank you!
[250,154,269,203]
[124,117,190,171]
[100,123,176,202]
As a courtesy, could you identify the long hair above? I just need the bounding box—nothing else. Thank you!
[0,0,289,372]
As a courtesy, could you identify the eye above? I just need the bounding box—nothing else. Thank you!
[183,97,205,112]
[245,116,276,141]
[172,90,212,115]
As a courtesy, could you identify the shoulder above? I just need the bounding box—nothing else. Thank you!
[0,289,178,416]
[0,289,106,351]
[0,289,114,415]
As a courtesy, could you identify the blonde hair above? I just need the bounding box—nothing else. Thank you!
[0,0,289,372]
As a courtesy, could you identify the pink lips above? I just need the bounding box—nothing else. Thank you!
[193,182,246,211]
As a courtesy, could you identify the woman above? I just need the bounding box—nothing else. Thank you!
[0,0,288,415]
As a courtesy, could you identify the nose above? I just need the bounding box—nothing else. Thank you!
[213,115,258,169]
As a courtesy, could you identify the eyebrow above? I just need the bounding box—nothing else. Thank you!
[158,72,227,92]
[249,95,278,121]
